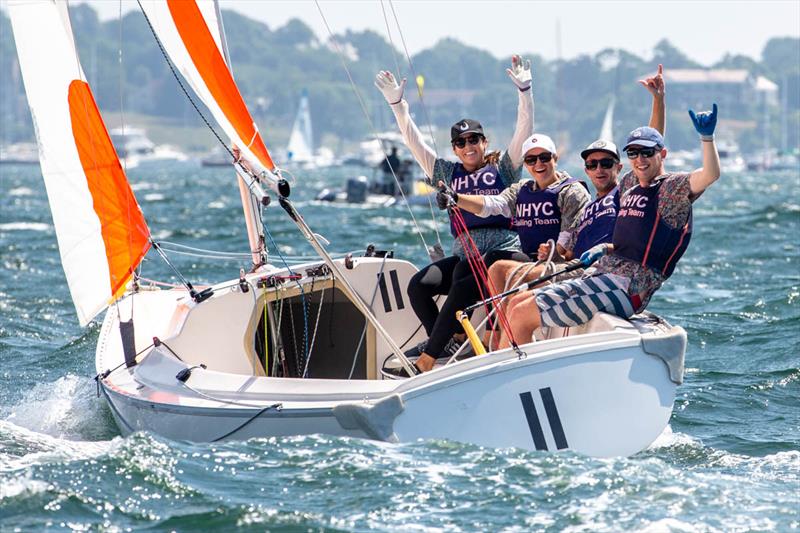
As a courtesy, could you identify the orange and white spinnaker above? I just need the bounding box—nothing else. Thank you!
[9,1,150,326]
[138,0,278,189]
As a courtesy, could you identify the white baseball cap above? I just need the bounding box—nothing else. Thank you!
[522,134,557,156]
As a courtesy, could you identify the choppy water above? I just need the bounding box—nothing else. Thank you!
[0,162,798,531]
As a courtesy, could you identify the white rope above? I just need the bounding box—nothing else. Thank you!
[302,285,326,378]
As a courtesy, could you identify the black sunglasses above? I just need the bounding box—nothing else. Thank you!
[585,158,618,170]
[523,153,553,165]
[452,134,484,149]
[626,147,658,159]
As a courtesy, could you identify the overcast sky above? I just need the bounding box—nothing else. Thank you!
[73,0,800,67]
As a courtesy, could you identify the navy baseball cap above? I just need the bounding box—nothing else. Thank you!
[580,139,620,160]
[451,119,484,142]
[623,127,664,151]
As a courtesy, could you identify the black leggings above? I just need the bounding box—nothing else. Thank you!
[406,249,531,358]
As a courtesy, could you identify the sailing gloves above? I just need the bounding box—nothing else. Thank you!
[506,54,532,92]
[579,243,611,267]
[436,188,458,210]
[689,103,718,141]
[375,71,407,105]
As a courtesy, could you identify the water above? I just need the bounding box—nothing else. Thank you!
[1,162,798,531]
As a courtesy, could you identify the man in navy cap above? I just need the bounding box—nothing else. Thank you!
[496,105,721,348]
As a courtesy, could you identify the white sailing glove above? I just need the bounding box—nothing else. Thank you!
[506,54,532,92]
[374,70,407,105]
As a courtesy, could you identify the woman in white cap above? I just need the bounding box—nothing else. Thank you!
[374,56,533,375]
[447,133,591,317]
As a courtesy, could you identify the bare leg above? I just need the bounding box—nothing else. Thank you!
[495,293,542,349]
[498,290,537,348]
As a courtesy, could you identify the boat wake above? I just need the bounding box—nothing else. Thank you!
[1,374,117,442]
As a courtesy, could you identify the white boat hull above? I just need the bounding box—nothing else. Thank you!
[96,259,684,457]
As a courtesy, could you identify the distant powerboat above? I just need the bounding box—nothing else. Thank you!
[200,145,232,167]
[318,132,436,206]
[109,127,188,168]
[667,149,699,173]
[716,140,746,174]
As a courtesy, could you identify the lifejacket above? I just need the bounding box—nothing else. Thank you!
[573,187,620,257]
[611,176,692,278]
[448,162,511,237]
[512,177,582,255]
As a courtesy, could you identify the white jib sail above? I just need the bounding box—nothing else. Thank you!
[9,0,150,326]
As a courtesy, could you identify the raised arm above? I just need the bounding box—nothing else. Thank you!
[506,55,535,167]
[639,63,666,136]
[374,71,437,178]
[688,103,721,195]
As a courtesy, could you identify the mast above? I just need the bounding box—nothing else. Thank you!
[213,0,266,269]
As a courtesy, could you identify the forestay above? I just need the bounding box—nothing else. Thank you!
[9,0,150,326]
[138,0,278,189]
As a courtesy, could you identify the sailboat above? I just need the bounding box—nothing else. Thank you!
[285,89,334,169]
[9,0,686,457]
[599,95,615,142]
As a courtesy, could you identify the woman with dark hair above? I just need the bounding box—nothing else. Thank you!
[374,55,533,375]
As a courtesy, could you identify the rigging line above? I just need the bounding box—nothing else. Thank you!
[379,0,403,81]
[135,0,238,168]
[157,241,252,257]
[388,0,440,159]
[313,0,430,254]
[383,1,442,246]
[154,249,250,261]
[302,285,326,378]
[149,239,197,294]
[262,221,310,372]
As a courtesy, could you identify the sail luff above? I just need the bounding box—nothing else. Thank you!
[139,0,278,190]
[9,0,150,326]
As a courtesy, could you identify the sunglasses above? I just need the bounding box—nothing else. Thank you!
[585,158,617,170]
[452,134,484,149]
[626,147,659,159]
[523,152,553,165]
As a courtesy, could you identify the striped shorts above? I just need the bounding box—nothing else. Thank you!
[534,274,635,328]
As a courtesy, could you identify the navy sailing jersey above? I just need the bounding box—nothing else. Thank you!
[573,187,620,257]
[612,177,692,278]
[448,163,511,237]
[513,177,581,255]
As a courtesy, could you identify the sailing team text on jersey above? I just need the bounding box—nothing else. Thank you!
[513,177,583,255]
[448,163,512,237]
[573,187,620,257]
[612,176,692,278]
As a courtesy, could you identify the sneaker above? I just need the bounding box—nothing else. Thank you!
[442,337,466,360]
[403,339,428,359]
[381,357,421,379]
[441,337,473,360]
